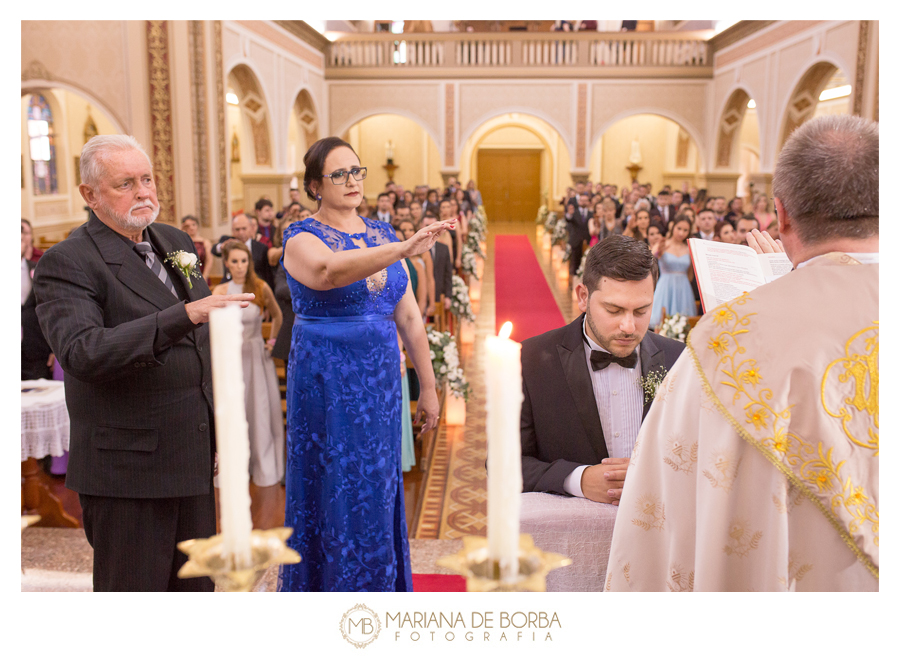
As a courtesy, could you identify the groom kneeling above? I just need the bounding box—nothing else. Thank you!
[520,235,684,502]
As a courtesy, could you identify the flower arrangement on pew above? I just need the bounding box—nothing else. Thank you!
[469,206,488,244]
[658,313,689,342]
[536,204,549,225]
[549,213,568,248]
[426,327,471,400]
[450,274,476,322]
[461,244,480,280]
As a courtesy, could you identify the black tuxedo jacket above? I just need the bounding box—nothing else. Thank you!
[33,213,215,498]
[565,205,592,246]
[655,204,678,226]
[520,314,685,495]
[22,259,53,380]
[431,241,453,302]
[212,236,275,291]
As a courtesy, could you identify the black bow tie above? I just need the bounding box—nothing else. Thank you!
[590,349,638,371]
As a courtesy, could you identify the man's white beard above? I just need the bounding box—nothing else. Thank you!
[100,199,160,232]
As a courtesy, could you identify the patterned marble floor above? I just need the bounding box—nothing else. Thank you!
[412,222,576,539]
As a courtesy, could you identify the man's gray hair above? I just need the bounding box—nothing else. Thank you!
[80,135,152,188]
[773,114,878,244]
[634,199,651,212]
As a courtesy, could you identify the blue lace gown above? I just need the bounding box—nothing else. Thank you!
[650,251,696,328]
[277,216,413,592]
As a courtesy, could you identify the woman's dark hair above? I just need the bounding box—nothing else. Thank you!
[302,137,358,202]
[180,214,199,226]
[222,240,266,309]
[713,221,731,240]
[582,234,659,294]
[666,214,693,240]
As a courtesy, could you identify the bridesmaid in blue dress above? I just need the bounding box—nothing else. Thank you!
[278,137,455,592]
[650,216,696,328]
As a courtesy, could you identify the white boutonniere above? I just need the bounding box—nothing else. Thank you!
[638,367,668,404]
[164,250,201,289]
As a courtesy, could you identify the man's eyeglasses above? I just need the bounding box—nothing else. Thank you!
[322,167,367,185]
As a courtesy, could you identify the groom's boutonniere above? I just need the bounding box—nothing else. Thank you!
[638,367,668,404]
[164,250,201,289]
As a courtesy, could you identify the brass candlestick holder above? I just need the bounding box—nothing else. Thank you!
[177,527,301,592]
[437,534,571,592]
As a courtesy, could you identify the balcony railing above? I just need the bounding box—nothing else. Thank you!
[326,31,713,78]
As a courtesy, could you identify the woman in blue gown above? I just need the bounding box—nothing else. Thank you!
[277,137,455,592]
[650,216,696,328]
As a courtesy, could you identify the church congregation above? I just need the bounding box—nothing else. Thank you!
[21,19,878,599]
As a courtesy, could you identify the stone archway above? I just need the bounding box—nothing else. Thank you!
[779,61,840,150]
[716,88,752,169]
[228,64,273,168]
[288,88,319,176]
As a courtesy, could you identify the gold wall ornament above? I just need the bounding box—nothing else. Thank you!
[147,20,176,224]
[83,107,98,145]
[821,322,878,454]
[853,20,869,117]
[188,20,211,227]
[214,20,228,224]
[231,129,240,162]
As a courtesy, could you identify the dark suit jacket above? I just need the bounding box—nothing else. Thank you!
[22,259,53,380]
[655,204,678,227]
[431,241,453,303]
[33,213,215,499]
[520,314,685,495]
[271,263,295,362]
[565,205,592,246]
[212,236,275,291]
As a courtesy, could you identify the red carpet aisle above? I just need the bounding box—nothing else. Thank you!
[493,235,566,340]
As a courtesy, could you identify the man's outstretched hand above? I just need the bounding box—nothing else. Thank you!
[185,293,256,325]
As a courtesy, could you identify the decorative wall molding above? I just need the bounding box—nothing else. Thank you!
[147,20,176,224]
[853,20,869,117]
[189,21,211,227]
[22,60,53,82]
[576,83,587,168]
[214,21,229,224]
[444,83,455,166]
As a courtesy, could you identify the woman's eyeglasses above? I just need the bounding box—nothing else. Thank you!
[322,167,367,185]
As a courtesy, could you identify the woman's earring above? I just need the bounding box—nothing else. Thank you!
[316,194,321,200]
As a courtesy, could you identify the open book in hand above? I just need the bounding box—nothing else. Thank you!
[688,238,793,313]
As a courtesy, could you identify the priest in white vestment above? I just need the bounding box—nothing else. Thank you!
[605,114,879,591]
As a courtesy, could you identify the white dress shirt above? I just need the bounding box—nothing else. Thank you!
[563,317,644,497]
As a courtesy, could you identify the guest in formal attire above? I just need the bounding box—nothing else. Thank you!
[180,215,212,278]
[654,189,677,227]
[422,211,454,313]
[21,218,44,264]
[723,196,744,225]
[752,195,776,229]
[371,192,394,224]
[713,219,737,243]
[255,198,277,248]
[33,134,254,591]
[607,114,880,591]
[466,179,482,207]
[393,203,412,229]
[521,235,684,501]
[277,137,455,592]
[735,214,761,245]
[623,208,651,243]
[649,216,696,327]
[566,192,593,279]
[212,241,284,487]
[647,223,664,258]
[211,213,275,291]
[439,198,463,270]
[692,208,717,241]
[409,200,424,226]
[397,219,431,317]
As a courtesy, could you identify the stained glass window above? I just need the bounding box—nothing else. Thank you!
[27,94,58,195]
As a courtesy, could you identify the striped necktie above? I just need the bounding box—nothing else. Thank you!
[134,241,178,298]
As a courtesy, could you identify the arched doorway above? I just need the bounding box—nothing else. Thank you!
[226,64,273,216]
[590,113,701,197]
[288,89,319,180]
[779,62,850,149]
[343,113,442,206]
[714,88,763,200]
[20,87,119,232]
[460,113,570,222]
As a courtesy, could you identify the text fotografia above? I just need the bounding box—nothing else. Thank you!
[387,611,561,642]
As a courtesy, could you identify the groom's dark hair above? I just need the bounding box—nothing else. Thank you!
[582,234,659,294]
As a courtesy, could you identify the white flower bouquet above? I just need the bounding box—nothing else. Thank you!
[450,274,476,322]
[536,204,549,225]
[575,250,589,279]
[468,207,488,244]
[658,313,689,342]
[550,215,568,247]
[426,326,470,400]
[461,244,479,280]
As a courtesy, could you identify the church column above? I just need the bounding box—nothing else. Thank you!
[440,82,460,185]
[569,82,590,185]
[146,20,177,224]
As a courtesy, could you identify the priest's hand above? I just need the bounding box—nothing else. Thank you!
[746,229,784,254]
[581,457,630,505]
[185,293,256,325]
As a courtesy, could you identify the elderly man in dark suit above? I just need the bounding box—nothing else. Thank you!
[565,192,592,280]
[33,135,254,591]
[521,235,684,503]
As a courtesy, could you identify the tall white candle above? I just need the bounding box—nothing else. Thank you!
[485,321,524,582]
[209,304,253,569]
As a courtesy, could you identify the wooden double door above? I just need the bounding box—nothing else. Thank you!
[477,149,541,223]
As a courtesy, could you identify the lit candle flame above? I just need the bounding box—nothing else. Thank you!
[499,322,513,340]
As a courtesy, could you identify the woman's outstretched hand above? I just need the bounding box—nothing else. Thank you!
[404,220,456,257]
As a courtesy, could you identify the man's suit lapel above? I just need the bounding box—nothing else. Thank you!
[557,315,607,461]
[147,223,204,303]
[87,214,180,312]
[639,332,666,420]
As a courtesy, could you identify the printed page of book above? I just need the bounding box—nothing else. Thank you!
[688,239,766,312]
[757,252,794,282]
